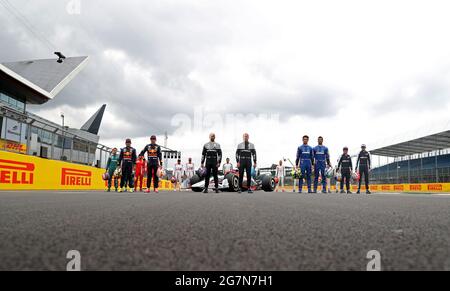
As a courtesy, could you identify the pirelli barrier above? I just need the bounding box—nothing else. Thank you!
[0,151,173,191]
[366,183,450,193]
[287,184,450,193]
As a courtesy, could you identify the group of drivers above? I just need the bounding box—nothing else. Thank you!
[105,136,162,193]
[105,134,372,195]
[292,135,372,194]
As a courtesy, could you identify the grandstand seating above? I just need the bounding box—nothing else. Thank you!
[371,154,450,184]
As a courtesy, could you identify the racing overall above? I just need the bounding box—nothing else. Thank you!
[185,163,195,186]
[201,142,222,190]
[119,146,137,189]
[338,154,353,192]
[134,159,146,191]
[222,163,233,175]
[140,144,162,190]
[174,163,183,183]
[236,142,257,190]
[186,163,195,179]
[296,145,314,193]
[276,165,285,187]
[313,145,331,193]
[356,150,371,192]
[106,154,119,190]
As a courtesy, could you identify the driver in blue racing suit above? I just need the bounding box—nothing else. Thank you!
[313,136,332,193]
[296,135,315,193]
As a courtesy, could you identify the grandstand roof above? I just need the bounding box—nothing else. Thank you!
[371,130,450,157]
[0,56,89,104]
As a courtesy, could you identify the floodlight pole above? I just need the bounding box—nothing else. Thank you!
[164,131,168,171]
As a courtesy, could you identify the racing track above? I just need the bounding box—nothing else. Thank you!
[0,190,449,271]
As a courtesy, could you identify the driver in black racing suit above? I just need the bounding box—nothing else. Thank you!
[140,135,163,193]
[201,133,222,194]
[236,133,257,194]
[118,138,137,193]
[356,144,372,194]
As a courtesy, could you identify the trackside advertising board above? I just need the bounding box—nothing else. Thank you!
[0,150,173,191]
[285,184,450,193]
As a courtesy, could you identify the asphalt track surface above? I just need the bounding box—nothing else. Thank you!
[0,190,449,271]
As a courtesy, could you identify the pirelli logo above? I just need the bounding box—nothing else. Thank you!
[0,159,35,185]
[61,168,92,186]
[394,185,404,191]
[428,184,443,191]
[409,185,422,191]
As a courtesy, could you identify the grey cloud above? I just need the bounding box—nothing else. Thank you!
[221,85,345,120]
[1,0,346,140]
[372,68,450,114]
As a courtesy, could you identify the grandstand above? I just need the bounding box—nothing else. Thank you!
[0,56,112,168]
[370,130,450,184]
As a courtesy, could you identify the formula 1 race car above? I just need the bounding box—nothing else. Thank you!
[189,168,276,192]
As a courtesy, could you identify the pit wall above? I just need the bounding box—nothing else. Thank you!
[0,150,173,191]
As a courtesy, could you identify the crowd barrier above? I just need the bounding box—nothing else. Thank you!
[0,151,173,191]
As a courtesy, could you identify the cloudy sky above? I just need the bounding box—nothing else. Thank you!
[2,0,450,167]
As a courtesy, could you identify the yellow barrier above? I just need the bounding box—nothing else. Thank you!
[0,150,173,191]
[284,183,450,193]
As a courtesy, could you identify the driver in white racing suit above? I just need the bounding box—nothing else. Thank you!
[275,160,286,192]
[174,159,184,192]
[185,158,195,187]
[222,158,233,175]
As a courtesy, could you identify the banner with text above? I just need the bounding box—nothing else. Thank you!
[0,150,173,191]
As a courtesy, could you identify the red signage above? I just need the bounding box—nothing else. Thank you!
[394,185,404,191]
[61,168,92,186]
[0,159,34,184]
[427,184,443,191]
[409,185,422,191]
